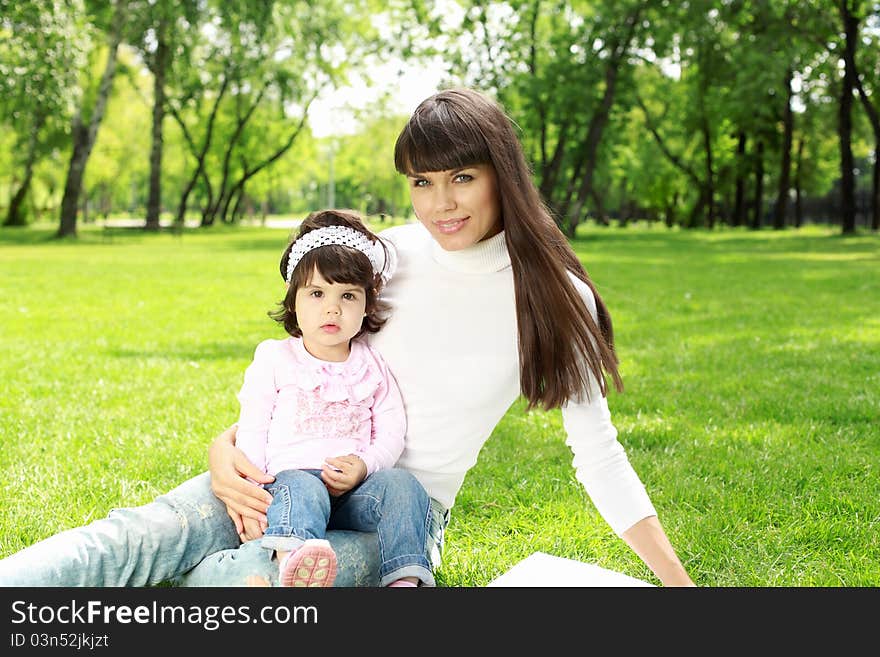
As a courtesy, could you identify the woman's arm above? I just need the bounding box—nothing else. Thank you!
[562,278,694,585]
[208,425,274,537]
[622,516,695,586]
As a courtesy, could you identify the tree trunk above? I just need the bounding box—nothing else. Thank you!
[636,92,706,227]
[852,41,880,231]
[556,148,585,231]
[590,187,609,226]
[566,69,616,232]
[57,122,90,237]
[873,140,880,231]
[794,136,804,228]
[700,112,715,228]
[146,16,169,231]
[665,192,678,228]
[733,131,747,227]
[216,93,315,224]
[617,180,629,228]
[751,140,764,230]
[206,84,267,224]
[838,2,858,235]
[170,75,229,226]
[538,122,569,211]
[3,113,45,227]
[773,68,794,230]
[56,0,125,238]
[567,9,641,233]
[5,173,34,227]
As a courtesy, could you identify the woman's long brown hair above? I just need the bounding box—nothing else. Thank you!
[394,88,623,410]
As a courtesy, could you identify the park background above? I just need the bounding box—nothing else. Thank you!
[1,0,878,586]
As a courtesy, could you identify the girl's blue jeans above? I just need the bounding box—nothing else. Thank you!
[0,468,447,587]
[263,468,435,586]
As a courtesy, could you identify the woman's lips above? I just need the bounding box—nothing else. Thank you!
[435,217,468,234]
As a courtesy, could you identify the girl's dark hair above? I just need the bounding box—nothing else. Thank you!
[270,209,389,338]
[394,87,623,410]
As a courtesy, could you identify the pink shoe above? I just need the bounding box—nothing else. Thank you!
[279,539,337,587]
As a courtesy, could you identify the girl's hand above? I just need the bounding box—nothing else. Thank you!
[208,424,274,539]
[321,455,367,496]
[240,516,266,542]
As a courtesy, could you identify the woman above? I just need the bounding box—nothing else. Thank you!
[0,88,693,587]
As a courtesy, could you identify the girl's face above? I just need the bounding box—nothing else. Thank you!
[292,267,367,362]
[407,163,502,251]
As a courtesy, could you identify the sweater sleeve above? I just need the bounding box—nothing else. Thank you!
[235,339,279,475]
[561,276,657,536]
[355,347,407,476]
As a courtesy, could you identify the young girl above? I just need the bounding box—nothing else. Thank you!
[235,208,432,588]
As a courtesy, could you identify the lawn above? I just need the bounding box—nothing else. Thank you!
[1,221,878,586]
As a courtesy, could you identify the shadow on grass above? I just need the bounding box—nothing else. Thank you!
[572,225,879,258]
[108,342,253,361]
[0,227,59,245]
[0,224,293,250]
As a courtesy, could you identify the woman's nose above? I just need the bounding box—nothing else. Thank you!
[434,185,456,211]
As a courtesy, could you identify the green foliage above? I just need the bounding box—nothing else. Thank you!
[0,223,877,586]
[1,1,879,232]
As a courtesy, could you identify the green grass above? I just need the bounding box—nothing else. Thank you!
[1,221,878,586]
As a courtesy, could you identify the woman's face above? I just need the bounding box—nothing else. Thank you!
[406,163,502,251]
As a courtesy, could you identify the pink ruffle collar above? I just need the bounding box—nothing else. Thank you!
[287,337,380,403]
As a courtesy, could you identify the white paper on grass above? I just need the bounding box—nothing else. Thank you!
[487,551,655,587]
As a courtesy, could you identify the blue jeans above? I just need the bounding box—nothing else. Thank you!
[0,469,447,587]
[262,468,435,586]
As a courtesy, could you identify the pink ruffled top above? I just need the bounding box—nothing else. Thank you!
[235,337,406,477]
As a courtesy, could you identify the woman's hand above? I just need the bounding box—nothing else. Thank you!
[321,455,367,497]
[621,516,696,587]
[208,424,274,541]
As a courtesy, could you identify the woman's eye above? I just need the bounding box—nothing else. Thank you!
[411,178,429,188]
[454,173,473,183]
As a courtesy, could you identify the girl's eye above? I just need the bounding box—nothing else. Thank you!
[310,290,323,298]
[342,292,359,301]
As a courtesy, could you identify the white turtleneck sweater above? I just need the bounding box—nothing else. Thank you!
[367,222,656,536]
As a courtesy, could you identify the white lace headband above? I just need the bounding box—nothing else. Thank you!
[286,225,385,283]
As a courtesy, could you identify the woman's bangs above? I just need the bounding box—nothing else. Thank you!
[395,111,490,174]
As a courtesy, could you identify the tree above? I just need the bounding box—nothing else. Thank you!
[57,0,127,238]
[123,0,201,230]
[164,0,401,226]
[0,0,86,226]
[444,0,654,234]
[836,0,861,234]
[851,5,880,231]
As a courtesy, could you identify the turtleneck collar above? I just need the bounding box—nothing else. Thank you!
[430,230,511,274]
